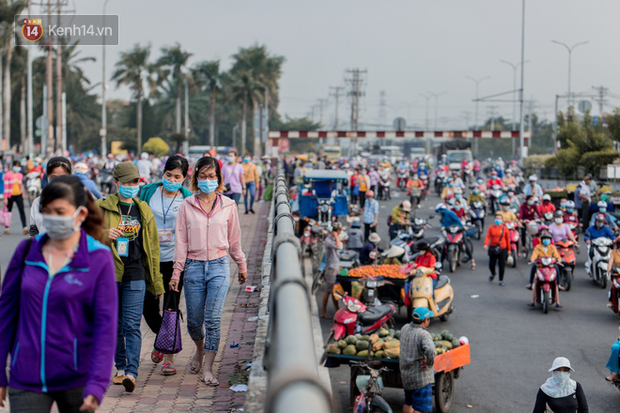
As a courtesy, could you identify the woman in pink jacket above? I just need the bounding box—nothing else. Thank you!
[169,156,247,386]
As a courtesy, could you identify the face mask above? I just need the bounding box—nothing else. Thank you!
[567,208,573,213]
[449,183,454,188]
[600,208,606,213]
[455,194,461,199]
[227,156,235,163]
[494,219,502,226]
[198,179,219,194]
[477,180,483,184]
[243,157,250,163]
[473,189,479,194]
[491,175,497,179]
[560,203,566,208]
[413,177,418,180]
[119,185,140,199]
[12,167,20,173]
[543,200,549,204]
[162,177,182,192]
[555,218,563,224]
[528,200,534,206]
[552,371,570,383]
[42,207,83,240]
[542,239,551,246]
[596,222,603,229]
[455,205,461,210]
[508,192,514,197]
[502,206,509,211]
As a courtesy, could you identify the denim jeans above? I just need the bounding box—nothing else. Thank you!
[184,257,230,352]
[115,280,146,377]
[244,181,256,212]
[9,386,85,413]
[226,192,241,204]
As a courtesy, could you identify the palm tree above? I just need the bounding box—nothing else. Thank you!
[192,60,222,148]
[229,70,263,154]
[157,43,192,134]
[112,43,158,152]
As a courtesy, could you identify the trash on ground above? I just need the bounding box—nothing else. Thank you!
[470,295,479,299]
[230,341,240,348]
[248,316,259,322]
[245,285,259,292]
[230,384,249,392]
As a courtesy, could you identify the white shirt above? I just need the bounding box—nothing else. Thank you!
[30,196,44,234]
[579,181,591,202]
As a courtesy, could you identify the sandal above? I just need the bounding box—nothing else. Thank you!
[151,349,164,364]
[161,361,177,376]
[527,302,535,308]
[201,377,220,387]
[555,303,563,308]
[470,260,476,270]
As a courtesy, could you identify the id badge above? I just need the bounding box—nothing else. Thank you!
[117,238,129,257]
[158,229,173,243]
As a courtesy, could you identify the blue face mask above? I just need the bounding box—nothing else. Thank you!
[119,184,140,199]
[198,179,219,194]
[477,180,483,184]
[473,189,479,194]
[455,205,461,210]
[528,200,534,206]
[567,208,573,213]
[162,177,183,192]
[243,157,250,163]
[560,203,566,208]
[227,156,235,163]
[494,219,502,226]
[12,167,20,173]
[449,183,454,188]
[600,208,606,213]
[542,239,551,246]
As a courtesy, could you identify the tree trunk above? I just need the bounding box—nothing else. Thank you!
[137,91,143,152]
[241,100,247,154]
[209,94,215,149]
[20,83,26,153]
[46,44,54,155]
[0,49,4,152]
[4,36,12,152]
[175,89,181,133]
[252,100,260,156]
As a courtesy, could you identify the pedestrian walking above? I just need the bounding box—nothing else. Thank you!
[362,190,379,241]
[358,169,370,202]
[169,156,247,387]
[576,174,592,229]
[241,153,259,214]
[97,162,164,393]
[320,222,343,319]
[3,160,28,235]
[222,150,246,204]
[29,157,72,236]
[139,155,193,376]
[0,176,117,413]
[399,307,436,413]
[483,213,511,286]
[533,357,588,413]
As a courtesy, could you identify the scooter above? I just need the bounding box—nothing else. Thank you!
[100,169,115,195]
[352,362,393,413]
[435,170,447,196]
[468,201,486,240]
[523,219,541,256]
[379,178,391,200]
[397,170,408,191]
[299,218,321,257]
[419,173,429,201]
[609,266,620,314]
[542,211,554,227]
[566,216,580,242]
[488,184,503,214]
[442,225,467,273]
[407,262,454,322]
[589,237,613,289]
[556,239,576,291]
[409,187,422,209]
[315,194,334,229]
[505,221,520,268]
[533,257,559,314]
[25,171,42,200]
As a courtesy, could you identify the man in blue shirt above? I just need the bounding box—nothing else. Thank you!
[73,162,103,199]
[584,213,615,276]
[523,175,543,199]
[435,203,473,264]
[589,200,618,230]
[363,190,380,241]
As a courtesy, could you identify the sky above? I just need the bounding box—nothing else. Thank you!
[29,0,620,131]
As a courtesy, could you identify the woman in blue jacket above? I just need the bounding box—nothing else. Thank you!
[0,176,117,412]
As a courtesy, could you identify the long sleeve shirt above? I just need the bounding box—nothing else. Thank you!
[439,209,463,228]
[484,224,511,252]
[584,225,614,242]
[519,203,541,221]
[242,162,260,184]
[399,323,435,390]
[533,382,589,413]
[530,244,561,262]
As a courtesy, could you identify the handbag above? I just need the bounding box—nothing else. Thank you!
[154,294,183,354]
[0,205,11,227]
[488,225,505,256]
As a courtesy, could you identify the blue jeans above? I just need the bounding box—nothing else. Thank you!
[115,280,146,377]
[226,192,241,204]
[184,257,230,352]
[244,181,256,212]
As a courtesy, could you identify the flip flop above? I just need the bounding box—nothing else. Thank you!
[189,352,203,374]
[527,302,535,308]
[201,377,220,387]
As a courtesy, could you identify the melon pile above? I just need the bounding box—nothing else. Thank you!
[327,327,401,359]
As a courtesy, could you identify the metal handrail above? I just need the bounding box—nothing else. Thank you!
[264,163,333,413]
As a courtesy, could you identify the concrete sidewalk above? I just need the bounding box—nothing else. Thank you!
[72,202,267,413]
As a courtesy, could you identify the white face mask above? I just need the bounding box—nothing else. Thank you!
[42,207,83,240]
[555,218,563,224]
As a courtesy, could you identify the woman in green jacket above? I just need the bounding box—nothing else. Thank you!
[96,162,164,393]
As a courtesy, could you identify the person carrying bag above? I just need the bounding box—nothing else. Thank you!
[154,294,183,355]
[483,213,511,286]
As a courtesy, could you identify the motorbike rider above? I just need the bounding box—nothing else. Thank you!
[563,200,579,229]
[436,203,474,267]
[519,195,542,249]
[502,170,517,188]
[487,170,503,189]
[498,198,518,224]
[549,210,577,244]
[377,164,391,199]
[72,162,103,200]
[527,233,563,307]
[359,232,381,265]
[539,194,556,216]
[606,237,620,310]
[346,220,365,254]
[501,186,520,212]
[584,213,615,276]
[589,200,619,231]
[524,175,544,200]
[450,170,465,191]
[475,176,488,196]
[390,200,412,240]
[440,181,456,201]
[406,173,425,208]
[467,185,487,207]
[104,153,118,172]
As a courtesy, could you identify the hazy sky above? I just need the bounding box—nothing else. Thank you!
[33,0,620,131]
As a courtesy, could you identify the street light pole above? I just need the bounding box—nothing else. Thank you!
[419,93,432,130]
[551,39,589,107]
[500,59,528,155]
[466,76,490,158]
[518,0,526,166]
[429,92,446,131]
[101,0,111,156]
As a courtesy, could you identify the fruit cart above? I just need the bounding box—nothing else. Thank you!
[326,343,470,413]
[336,264,409,309]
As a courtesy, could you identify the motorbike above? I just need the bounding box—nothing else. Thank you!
[352,362,392,413]
[299,218,321,257]
[320,295,395,363]
[408,262,454,322]
[505,221,520,268]
[609,266,620,314]
[435,170,447,196]
[566,216,580,241]
[442,225,468,273]
[378,178,391,200]
[523,219,541,256]
[25,171,42,200]
[542,211,554,226]
[311,248,358,294]
[467,201,486,240]
[556,239,576,291]
[488,184,503,214]
[533,257,559,314]
[100,169,115,196]
[462,164,473,184]
[589,237,613,289]
[397,170,408,191]
[315,194,334,229]
[419,173,429,201]
[409,186,422,209]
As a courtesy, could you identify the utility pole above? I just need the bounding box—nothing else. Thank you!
[56,2,63,154]
[592,85,609,115]
[500,59,528,155]
[487,105,499,131]
[183,77,189,157]
[101,0,111,156]
[329,86,344,130]
[527,100,535,148]
[518,0,526,165]
[419,93,432,130]
[46,0,54,156]
[466,75,490,157]
[27,0,34,157]
[345,68,367,155]
[429,92,446,131]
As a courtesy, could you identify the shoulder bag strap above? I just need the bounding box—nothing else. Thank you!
[493,226,505,248]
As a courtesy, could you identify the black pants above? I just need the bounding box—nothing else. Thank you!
[7,194,26,228]
[364,223,376,241]
[143,261,184,335]
[581,202,590,229]
[489,249,508,281]
[8,386,84,413]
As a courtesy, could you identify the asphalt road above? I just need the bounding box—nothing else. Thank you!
[318,188,620,412]
[0,199,35,284]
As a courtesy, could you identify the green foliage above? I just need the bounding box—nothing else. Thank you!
[524,154,553,168]
[142,137,170,157]
[580,149,620,173]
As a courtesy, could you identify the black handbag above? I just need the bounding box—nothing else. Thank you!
[488,226,504,256]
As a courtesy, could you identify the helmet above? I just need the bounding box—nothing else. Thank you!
[500,198,510,206]
[416,241,430,251]
[402,201,412,212]
[351,220,361,228]
[597,200,607,209]
[366,190,375,198]
[595,213,606,223]
[542,194,551,201]
[73,162,89,175]
[477,176,483,180]
[554,210,564,218]
[35,157,42,164]
[107,153,114,159]
[528,175,537,181]
[538,224,549,232]
[540,233,552,240]
[435,203,447,212]
[141,152,149,160]
[566,200,575,208]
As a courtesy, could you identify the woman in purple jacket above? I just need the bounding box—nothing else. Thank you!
[0,176,117,413]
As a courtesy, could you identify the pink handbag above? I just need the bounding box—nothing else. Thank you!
[0,205,11,227]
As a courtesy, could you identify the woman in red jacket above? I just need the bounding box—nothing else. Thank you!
[484,213,511,286]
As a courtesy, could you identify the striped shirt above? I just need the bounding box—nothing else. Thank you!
[399,323,436,390]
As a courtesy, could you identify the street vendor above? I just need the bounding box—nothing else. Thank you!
[384,245,405,266]
[359,232,381,265]
[390,200,412,240]
[321,222,343,319]
[400,307,436,413]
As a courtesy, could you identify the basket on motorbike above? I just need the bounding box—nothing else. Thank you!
[526,220,540,235]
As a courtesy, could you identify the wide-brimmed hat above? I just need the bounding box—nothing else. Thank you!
[401,201,412,212]
[369,233,381,243]
[548,357,574,372]
[387,245,405,258]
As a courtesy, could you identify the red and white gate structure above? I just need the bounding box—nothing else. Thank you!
[268,130,528,140]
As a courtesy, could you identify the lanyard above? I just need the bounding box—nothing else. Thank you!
[160,188,179,227]
[118,201,133,218]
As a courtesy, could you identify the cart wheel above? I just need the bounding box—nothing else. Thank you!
[406,306,413,322]
[434,371,454,413]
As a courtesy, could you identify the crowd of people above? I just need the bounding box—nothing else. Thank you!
[0,149,275,412]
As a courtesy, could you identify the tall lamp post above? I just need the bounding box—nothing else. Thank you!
[500,59,528,154]
[551,39,588,108]
[466,75,490,157]
[429,92,446,131]
[101,0,111,156]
